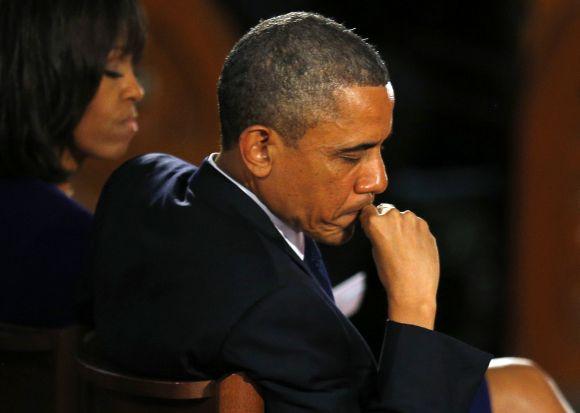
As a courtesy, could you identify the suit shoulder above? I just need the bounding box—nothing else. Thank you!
[97,153,198,210]
[110,153,196,186]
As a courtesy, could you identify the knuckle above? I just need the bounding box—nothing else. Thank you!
[401,210,415,221]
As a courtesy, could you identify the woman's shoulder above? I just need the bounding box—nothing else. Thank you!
[0,177,92,235]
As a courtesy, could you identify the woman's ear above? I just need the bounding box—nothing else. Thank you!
[238,125,277,178]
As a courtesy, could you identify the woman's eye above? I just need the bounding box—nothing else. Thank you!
[104,69,123,79]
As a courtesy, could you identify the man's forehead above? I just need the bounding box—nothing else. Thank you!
[301,85,393,151]
[332,84,394,124]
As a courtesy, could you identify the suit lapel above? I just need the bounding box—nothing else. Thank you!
[187,158,375,365]
[188,159,311,275]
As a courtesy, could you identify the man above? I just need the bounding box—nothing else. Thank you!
[88,12,492,411]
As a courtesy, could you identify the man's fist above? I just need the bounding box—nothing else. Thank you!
[359,203,440,330]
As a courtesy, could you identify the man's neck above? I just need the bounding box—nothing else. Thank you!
[211,151,305,259]
[215,150,255,192]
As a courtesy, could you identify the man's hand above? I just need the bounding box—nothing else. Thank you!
[359,203,440,330]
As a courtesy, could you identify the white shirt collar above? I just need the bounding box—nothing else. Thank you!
[207,153,305,260]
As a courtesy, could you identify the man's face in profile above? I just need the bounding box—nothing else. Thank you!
[267,84,394,245]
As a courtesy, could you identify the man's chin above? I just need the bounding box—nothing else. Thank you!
[311,223,356,246]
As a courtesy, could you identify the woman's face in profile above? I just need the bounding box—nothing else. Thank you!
[73,49,145,160]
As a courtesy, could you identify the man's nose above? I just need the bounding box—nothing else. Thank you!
[355,157,388,195]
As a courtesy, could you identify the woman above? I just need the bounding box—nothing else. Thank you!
[0,0,145,327]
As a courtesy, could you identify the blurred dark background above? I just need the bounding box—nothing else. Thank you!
[71,0,580,407]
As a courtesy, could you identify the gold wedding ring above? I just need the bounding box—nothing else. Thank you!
[376,203,395,216]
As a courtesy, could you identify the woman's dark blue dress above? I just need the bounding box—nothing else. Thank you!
[0,177,92,327]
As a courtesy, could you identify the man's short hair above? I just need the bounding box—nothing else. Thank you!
[217,12,389,150]
[0,0,145,183]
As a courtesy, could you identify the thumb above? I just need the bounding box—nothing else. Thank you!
[359,203,397,239]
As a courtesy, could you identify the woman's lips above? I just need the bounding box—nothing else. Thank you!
[126,117,139,133]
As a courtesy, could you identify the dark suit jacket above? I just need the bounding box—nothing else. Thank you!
[87,153,492,412]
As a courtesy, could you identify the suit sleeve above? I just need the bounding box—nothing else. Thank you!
[371,321,492,412]
[220,284,491,413]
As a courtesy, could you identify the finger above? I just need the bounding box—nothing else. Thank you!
[360,204,379,219]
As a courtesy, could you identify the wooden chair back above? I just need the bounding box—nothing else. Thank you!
[77,335,263,413]
[0,323,80,413]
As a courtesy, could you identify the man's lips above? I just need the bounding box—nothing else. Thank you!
[336,204,371,225]
[342,201,374,217]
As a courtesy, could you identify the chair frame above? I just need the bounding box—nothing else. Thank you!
[76,335,263,412]
[0,322,81,413]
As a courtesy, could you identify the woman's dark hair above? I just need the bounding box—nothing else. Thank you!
[0,0,146,182]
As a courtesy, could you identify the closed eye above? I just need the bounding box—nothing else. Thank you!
[340,154,362,164]
[104,69,123,79]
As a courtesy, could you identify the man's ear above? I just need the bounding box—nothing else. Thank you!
[238,125,279,178]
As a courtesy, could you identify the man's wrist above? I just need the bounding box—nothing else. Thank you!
[387,300,436,330]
